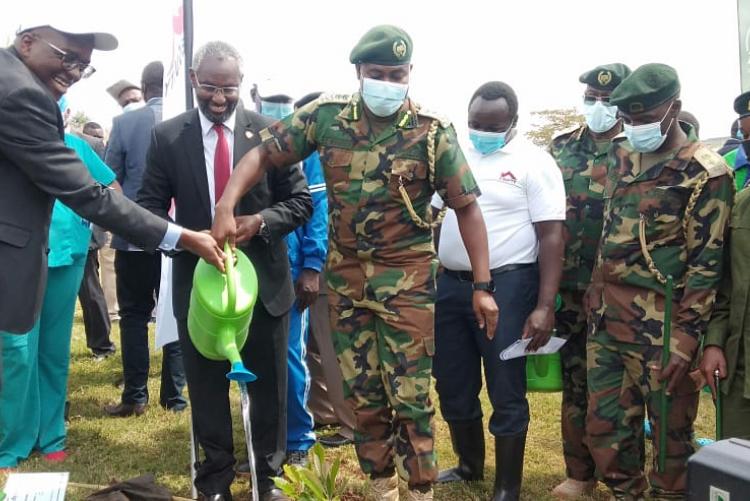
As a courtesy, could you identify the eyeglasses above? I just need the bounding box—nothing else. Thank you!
[195,79,240,98]
[35,35,96,79]
[583,94,611,105]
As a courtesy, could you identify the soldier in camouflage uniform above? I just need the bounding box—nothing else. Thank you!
[548,63,630,500]
[211,25,499,501]
[584,64,734,500]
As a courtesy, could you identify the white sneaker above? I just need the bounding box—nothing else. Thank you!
[370,473,399,501]
[551,478,597,499]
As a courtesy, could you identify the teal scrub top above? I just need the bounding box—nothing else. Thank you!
[47,133,116,268]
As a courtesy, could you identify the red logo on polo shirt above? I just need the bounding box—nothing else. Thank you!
[500,171,517,183]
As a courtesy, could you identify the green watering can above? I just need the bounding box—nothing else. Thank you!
[188,243,259,382]
[525,294,563,393]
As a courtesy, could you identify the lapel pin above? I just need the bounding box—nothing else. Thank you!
[245,130,254,139]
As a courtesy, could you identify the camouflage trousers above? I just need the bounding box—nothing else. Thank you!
[555,289,595,481]
[328,289,436,488]
[587,330,700,499]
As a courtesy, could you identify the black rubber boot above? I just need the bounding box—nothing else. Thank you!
[491,430,527,501]
[437,419,485,483]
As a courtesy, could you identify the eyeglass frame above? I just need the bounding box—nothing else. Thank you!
[194,78,240,98]
[33,35,96,79]
[582,94,612,105]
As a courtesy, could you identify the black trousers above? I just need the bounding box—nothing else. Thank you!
[178,302,289,495]
[115,250,185,408]
[433,264,538,436]
[78,248,115,355]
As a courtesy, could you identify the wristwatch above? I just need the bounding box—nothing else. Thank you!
[472,280,496,293]
[258,215,271,242]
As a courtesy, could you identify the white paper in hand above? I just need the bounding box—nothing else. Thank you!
[499,336,568,361]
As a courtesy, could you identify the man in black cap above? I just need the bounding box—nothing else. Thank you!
[548,62,630,500]
[0,21,224,338]
[722,91,750,191]
[584,63,733,499]
[211,24,499,501]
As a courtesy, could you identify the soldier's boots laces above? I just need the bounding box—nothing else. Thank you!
[437,419,485,483]
[405,487,433,501]
[551,478,597,499]
[370,473,399,501]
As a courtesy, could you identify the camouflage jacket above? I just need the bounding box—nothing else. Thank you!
[589,124,734,361]
[549,125,611,291]
[259,93,479,306]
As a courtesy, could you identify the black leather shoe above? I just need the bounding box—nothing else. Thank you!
[318,432,353,448]
[103,402,146,417]
[198,493,232,501]
[437,419,485,483]
[259,487,290,501]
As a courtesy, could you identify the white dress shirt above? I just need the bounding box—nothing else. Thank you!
[433,136,565,271]
[198,109,236,219]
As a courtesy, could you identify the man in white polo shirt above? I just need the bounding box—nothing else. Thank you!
[432,81,565,501]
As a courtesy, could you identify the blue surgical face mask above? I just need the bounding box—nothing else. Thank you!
[736,125,744,140]
[469,128,510,155]
[583,100,619,133]
[361,77,408,117]
[261,100,294,120]
[623,102,674,153]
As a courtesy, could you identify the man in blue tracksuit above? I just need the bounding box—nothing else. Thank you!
[257,89,328,466]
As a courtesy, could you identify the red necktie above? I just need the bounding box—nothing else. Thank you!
[213,123,230,202]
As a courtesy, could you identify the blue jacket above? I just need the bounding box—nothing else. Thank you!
[105,97,162,250]
[287,152,327,277]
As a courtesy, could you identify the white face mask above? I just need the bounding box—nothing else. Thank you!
[623,102,674,153]
[582,100,619,133]
[123,101,145,113]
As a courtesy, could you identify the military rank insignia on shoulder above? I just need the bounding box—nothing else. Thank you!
[551,124,584,142]
[417,107,451,128]
[316,93,351,105]
[693,145,733,179]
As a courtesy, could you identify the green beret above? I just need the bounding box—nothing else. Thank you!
[349,24,412,66]
[734,91,750,116]
[579,63,631,91]
[609,63,680,114]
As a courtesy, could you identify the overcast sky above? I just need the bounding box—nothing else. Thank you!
[2,0,742,139]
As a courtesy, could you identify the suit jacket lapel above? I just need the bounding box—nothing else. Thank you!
[233,104,260,166]
[183,110,212,218]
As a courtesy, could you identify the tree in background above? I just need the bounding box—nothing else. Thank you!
[69,111,91,133]
[525,108,585,147]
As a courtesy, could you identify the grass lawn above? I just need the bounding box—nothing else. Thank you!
[0,310,717,500]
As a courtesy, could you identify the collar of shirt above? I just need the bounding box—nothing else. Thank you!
[198,108,237,137]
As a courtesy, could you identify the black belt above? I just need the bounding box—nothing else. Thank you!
[443,262,535,282]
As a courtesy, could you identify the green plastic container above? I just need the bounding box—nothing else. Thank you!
[525,293,563,392]
[526,353,563,392]
[188,244,259,382]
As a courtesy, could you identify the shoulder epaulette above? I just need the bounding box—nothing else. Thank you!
[316,93,351,105]
[694,144,733,179]
[417,108,451,128]
[551,124,584,142]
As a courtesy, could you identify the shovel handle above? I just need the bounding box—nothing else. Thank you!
[224,242,236,316]
[715,369,722,440]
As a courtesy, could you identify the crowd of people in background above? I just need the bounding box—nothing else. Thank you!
[1,17,750,501]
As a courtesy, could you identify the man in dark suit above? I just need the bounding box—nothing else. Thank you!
[138,41,311,501]
[104,61,186,417]
[0,23,224,339]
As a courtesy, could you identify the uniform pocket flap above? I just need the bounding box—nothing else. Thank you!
[0,221,31,248]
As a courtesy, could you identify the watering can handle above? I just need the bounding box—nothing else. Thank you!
[224,242,236,316]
